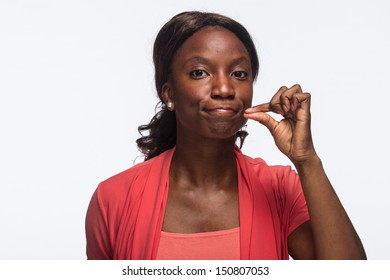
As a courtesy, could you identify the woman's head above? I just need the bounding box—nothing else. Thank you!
[137,11,259,160]
[153,11,259,102]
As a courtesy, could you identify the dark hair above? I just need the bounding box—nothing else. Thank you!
[136,11,259,160]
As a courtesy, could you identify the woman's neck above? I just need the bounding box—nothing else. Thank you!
[171,136,238,190]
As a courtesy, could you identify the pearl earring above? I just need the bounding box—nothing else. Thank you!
[166,101,173,110]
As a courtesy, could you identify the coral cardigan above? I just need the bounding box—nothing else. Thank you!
[85,147,310,260]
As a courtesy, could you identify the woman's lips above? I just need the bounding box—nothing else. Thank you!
[204,107,239,117]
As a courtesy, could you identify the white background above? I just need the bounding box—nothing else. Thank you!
[0,0,389,259]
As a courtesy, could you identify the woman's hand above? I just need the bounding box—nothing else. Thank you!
[244,84,317,165]
[245,84,366,259]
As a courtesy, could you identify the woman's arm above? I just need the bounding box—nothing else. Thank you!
[85,186,113,260]
[288,154,366,259]
[244,84,366,259]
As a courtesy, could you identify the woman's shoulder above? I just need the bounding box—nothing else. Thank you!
[238,149,295,176]
[99,159,150,188]
[237,150,300,198]
[238,151,304,213]
[95,148,174,199]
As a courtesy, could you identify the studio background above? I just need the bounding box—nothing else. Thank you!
[1,0,389,259]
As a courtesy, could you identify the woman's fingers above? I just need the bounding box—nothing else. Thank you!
[244,103,279,134]
[244,84,311,129]
[248,85,306,116]
[244,102,271,113]
[270,86,288,114]
[244,84,314,162]
[246,85,309,114]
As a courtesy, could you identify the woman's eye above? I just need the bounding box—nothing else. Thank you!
[190,69,208,78]
[232,71,248,79]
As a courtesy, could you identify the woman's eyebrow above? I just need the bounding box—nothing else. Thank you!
[183,56,209,66]
[183,55,250,66]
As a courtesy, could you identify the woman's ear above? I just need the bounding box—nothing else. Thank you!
[162,82,175,111]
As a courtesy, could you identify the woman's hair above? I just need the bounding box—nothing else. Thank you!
[136,11,260,160]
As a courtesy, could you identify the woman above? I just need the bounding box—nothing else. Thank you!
[85,11,366,260]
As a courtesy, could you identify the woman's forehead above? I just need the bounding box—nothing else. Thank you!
[174,27,250,62]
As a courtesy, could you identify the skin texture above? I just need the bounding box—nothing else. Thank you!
[161,27,366,259]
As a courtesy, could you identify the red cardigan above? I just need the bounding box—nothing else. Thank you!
[85,147,310,259]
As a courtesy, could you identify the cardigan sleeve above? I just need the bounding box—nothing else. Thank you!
[270,165,310,236]
[85,183,113,260]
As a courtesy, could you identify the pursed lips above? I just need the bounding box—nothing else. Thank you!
[203,105,242,116]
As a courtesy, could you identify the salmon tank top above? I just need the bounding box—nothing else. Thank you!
[156,227,240,260]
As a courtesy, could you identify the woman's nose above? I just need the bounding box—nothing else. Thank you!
[211,75,235,99]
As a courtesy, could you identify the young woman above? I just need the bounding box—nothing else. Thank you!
[85,11,366,260]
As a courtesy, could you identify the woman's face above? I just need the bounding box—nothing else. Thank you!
[163,27,253,142]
